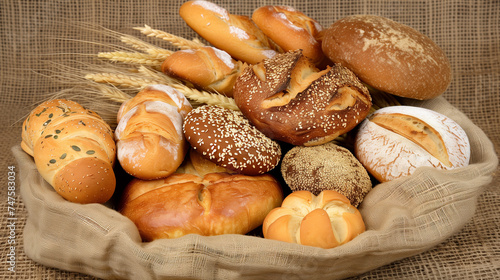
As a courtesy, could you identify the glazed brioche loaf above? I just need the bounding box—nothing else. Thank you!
[179,0,278,64]
[21,99,116,204]
[161,46,247,97]
[263,190,365,249]
[120,172,283,241]
[115,85,192,180]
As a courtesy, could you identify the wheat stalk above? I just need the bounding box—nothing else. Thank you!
[97,51,165,67]
[85,72,153,89]
[135,25,205,50]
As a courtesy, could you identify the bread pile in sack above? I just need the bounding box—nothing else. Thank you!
[21,0,471,249]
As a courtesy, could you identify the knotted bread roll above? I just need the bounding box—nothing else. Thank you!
[263,190,365,249]
[115,85,192,180]
[21,99,116,204]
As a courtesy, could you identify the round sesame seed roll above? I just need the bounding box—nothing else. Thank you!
[21,99,116,204]
[183,105,282,175]
[233,50,372,146]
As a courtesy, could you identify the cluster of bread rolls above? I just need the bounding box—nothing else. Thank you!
[22,1,472,250]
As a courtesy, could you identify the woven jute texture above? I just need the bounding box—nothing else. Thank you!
[1,0,499,279]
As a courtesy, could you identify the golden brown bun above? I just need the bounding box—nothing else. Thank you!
[115,85,192,180]
[354,106,471,182]
[322,15,452,100]
[21,99,116,204]
[233,50,372,146]
[161,46,247,97]
[120,172,283,241]
[179,0,278,64]
[188,148,236,177]
[183,105,282,175]
[252,5,325,64]
[263,190,365,249]
[281,142,372,207]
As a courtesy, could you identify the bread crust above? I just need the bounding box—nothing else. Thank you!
[322,15,452,100]
[354,106,471,182]
[120,172,283,241]
[252,5,324,64]
[262,190,365,249]
[21,99,116,203]
[233,50,371,146]
[115,85,192,180]
[179,0,277,64]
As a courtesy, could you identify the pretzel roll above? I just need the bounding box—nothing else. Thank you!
[21,99,116,204]
[183,105,281,175]
[322,15,452,100]
[263,190,365,249]
[252,5,325,64]
[115,85,192,180]
[120,172,283,241]
[161,46,247,97]
[354,106,471,182]
[233,50,372,146]
[179,0,278,64]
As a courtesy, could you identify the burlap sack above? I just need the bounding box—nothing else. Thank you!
[13,95,497,280]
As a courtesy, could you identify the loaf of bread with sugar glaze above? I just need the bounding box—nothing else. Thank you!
[21,99,116,204]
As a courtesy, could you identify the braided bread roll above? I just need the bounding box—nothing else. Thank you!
[179,0,278,64]
[161,46,247,97]
[115,85,192,180]
[21,99,116,204]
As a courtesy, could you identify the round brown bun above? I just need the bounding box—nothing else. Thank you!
[252,5,325,64]
[120,172,283,241]
[183,105,282,175]
[233,50,371,146]
[281,142,372,207]
[322,15,452,100]
[354,106,471,182]
[262,190,365,249]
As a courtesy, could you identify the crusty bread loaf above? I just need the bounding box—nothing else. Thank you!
[179,0,278,64]
[21,99,116,204]
[119,172,283,241]
[161,46,247,97]
[354,106,471,182]
[252,5,325,64]
[263,190,365,249]
[233,50,372,146]
[115,85,192,180]
[322,15,452,100]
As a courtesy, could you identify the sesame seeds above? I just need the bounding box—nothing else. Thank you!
[183,105,281,175]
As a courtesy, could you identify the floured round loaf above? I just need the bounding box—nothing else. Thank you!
[354,106,470,182]
[322,15,452,100]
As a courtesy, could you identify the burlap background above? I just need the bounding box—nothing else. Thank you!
[1,0,499,279]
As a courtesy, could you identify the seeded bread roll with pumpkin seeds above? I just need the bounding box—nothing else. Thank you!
[21,99,116,204]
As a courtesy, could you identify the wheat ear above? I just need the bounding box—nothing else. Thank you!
[135,25,205,50]
[97,51,166,67]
